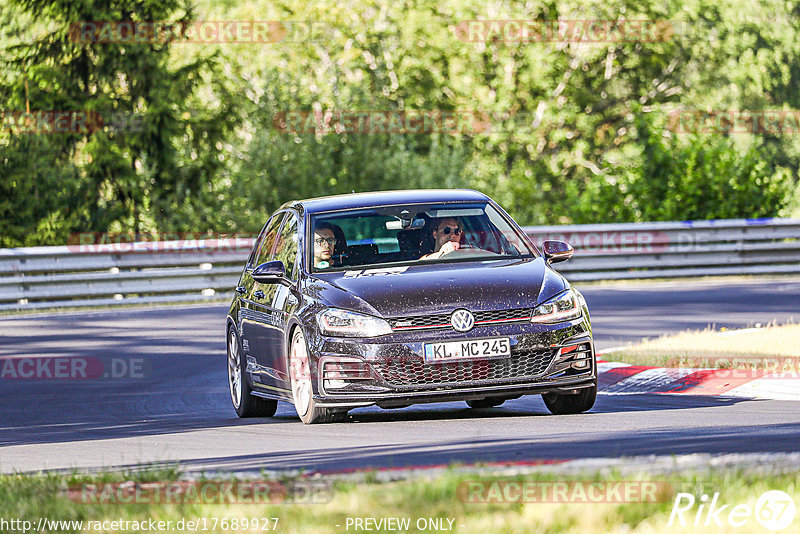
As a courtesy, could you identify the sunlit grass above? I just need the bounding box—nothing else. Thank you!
[1,468,798,533]
[604,323,800,368]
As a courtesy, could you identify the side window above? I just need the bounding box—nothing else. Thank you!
[247,216,274,269]
[272,213,299,280]
[254,212,286,267]
[246,221,269,270]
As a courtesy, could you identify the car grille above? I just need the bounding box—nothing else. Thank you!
[373,348,555,387]
[390,308,532,331]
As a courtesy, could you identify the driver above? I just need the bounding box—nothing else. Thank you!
[420,217,462,260]
[313,223,338,269]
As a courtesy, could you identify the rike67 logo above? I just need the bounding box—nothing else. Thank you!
[669,490,796,531]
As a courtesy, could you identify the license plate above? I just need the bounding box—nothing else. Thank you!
[424,337,511,362]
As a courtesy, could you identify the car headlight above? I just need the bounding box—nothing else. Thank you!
[317,308,393,337]
[531,289,582,323]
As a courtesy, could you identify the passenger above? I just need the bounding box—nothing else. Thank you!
[420,217,462,260]
[313,223,338,269]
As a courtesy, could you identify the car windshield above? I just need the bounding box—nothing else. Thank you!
[310,202,536,272]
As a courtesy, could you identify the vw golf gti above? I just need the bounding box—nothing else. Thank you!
[226,189,596,423]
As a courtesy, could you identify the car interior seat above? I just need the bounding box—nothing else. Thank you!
[342,244,379,266]
[396,215,435,260]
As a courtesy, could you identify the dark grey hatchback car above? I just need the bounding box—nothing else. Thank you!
[226,189,596,423]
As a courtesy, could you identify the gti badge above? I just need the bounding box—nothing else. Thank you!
[451,309,475,332]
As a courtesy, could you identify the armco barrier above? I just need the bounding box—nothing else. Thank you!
[0,218,798,311]
[0,238,252,311]
[525,218,800,281]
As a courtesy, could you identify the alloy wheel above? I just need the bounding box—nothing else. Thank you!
[227,330,242,409]
[290,329,312,417]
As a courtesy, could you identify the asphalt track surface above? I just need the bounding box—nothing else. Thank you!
[1,278,799,474]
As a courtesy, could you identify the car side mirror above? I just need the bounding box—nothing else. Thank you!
[252,260,287,283]
[542,240,574,264]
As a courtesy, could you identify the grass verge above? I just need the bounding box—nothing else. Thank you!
[603,323,800,368]
[1,467,798,533]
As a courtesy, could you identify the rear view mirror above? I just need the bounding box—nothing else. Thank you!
[386,217,426,230]
[542,240,574,264]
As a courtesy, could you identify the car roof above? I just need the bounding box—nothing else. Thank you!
[285,189,491,214]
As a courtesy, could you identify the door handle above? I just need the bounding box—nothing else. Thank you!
[235,286,246,295]
[253,290,265,300]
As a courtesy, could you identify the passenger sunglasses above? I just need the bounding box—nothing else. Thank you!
[438,226,462,235]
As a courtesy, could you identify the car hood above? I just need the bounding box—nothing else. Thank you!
[308,257,567,318]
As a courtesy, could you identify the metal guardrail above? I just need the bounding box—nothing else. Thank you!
[0,239,252,311]
[525,218,800,281]
[1,219,798,311]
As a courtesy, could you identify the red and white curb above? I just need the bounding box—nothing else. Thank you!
[597,359,800,400]
[224,453,800,482]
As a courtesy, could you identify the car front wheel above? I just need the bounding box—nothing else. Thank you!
[228,326,278,418]
[289,328,347,424]
[542,383,597,415]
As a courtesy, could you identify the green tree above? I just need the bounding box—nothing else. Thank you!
[3,0,799,246]
[217,0,797,226]
[622,115,790,221]
[1,0,236,245]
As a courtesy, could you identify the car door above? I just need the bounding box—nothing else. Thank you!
[266,212,302,390]
[240,212,286,389]
[248,211,299,391]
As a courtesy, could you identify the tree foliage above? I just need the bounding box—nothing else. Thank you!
[1,0,236,245]
[2,0,798,244]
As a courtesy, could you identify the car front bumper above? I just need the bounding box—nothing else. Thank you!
[308,317,596,408]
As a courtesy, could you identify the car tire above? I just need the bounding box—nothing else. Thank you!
[466,397,506,409]
[228,326,278,418]
[542,382,597,415]
[289,328,347,424]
